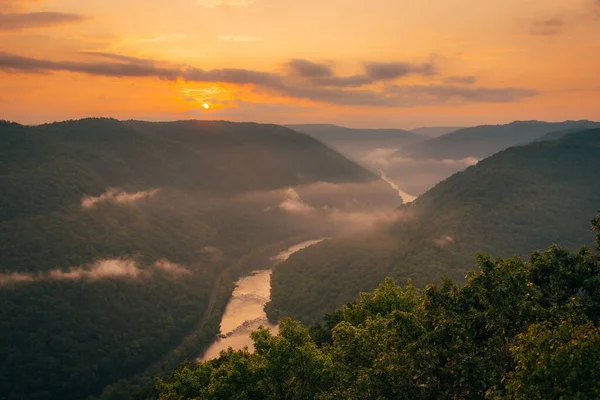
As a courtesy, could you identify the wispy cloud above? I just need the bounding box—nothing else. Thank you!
[0,258,190,287]
[0,51,539,107]
[364,61,437,80]
[444,76,477,85]
[279,188,316,215]
[0,11,88,31]
[529,18,564,36]
[219,35,261,42]
[81,188,160,209]
[286,59,334,78]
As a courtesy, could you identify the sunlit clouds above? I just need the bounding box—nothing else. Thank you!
[0,0,599,126]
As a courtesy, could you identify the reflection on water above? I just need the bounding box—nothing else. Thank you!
[199,239,325,361]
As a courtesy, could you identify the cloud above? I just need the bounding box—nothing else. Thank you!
[387,84,538,105]
[152,259,192,276]
[364,61,436,80]
[286,59,334,78]
[433,235,455,247]
[79,51,158,65]
[0,51,180,79]
[81,188,160,209]
[49,259,142,280]
[197,0,254,7]
[279,188,316,215]
[0,11,88,31]
[0,259,190,287]
[529,18,564,36]
[363,148,480,169]
[444,76,477,85]
[311,75,372,88]
[219,35,261,42]
[0,51,539,107]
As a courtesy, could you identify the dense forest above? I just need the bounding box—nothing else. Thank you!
[0,119,385,400]
[153,214,600,399]
[268,128,600,325]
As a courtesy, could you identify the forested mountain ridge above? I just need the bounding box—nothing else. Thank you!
[268,128,600,325]
[0,118,383,400]
[286,124,423,144]
[410,126,463,137]
[402,119,600,160]
[1,118,374,222]
[153,215,600,399]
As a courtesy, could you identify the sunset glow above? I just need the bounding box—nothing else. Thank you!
[0,0,599,127]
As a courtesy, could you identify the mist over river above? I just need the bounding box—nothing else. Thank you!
[199,239,325,361]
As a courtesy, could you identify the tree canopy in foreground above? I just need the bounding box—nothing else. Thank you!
[152,214,600,399]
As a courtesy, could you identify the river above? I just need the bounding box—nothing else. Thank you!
[199,239,325,361]
[378,169,417,204]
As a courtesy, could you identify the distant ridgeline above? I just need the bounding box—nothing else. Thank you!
[153,214,600,399]
[401,120,600,160]
[268,128,600,325]
[0,118,377,400]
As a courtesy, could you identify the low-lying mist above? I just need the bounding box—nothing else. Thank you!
[0,258,189,287]
[336,145,479,196]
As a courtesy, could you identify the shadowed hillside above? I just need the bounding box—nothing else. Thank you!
[269,128,600,325]
[402,120,600,161]
[0,118,386,400]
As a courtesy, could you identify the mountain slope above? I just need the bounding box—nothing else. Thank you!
[268,128,600,325]
[286,124,423,144]
[286,124,425,161]
[0,118,382,400]
[410,126,463,137]
[402,120,600,160]
[1,119,374,222]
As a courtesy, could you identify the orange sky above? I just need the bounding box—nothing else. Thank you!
[0,0,599,127]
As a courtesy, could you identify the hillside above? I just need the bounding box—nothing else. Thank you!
[268,128,600,325]
[402,120,600,160]
[286,124,424,160]
[410,126,463,137]
[1,119,374,222]
[154,216,600,399]
[286,124,423,144]
[0,118,386,400]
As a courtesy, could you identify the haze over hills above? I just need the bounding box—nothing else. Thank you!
[286,123,462,198]
[0,118,399,400]
[268,128,600,325]
[286,124,424,163]
[410,126,463,137]
[402,120,600,161]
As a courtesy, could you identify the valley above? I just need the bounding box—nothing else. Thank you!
[200,239,324,361]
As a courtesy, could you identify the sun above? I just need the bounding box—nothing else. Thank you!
[202,103,210,110]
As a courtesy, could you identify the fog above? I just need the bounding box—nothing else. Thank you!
[0,258,189,287]
[334,145,479,195]
[234,180,404,235]
[81,188,161,209]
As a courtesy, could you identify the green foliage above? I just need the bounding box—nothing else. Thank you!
[154,319,332,400]
[155,218,600,399]
[0,119,373,400]
[505,320,600,399]
[269,128,600,325]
